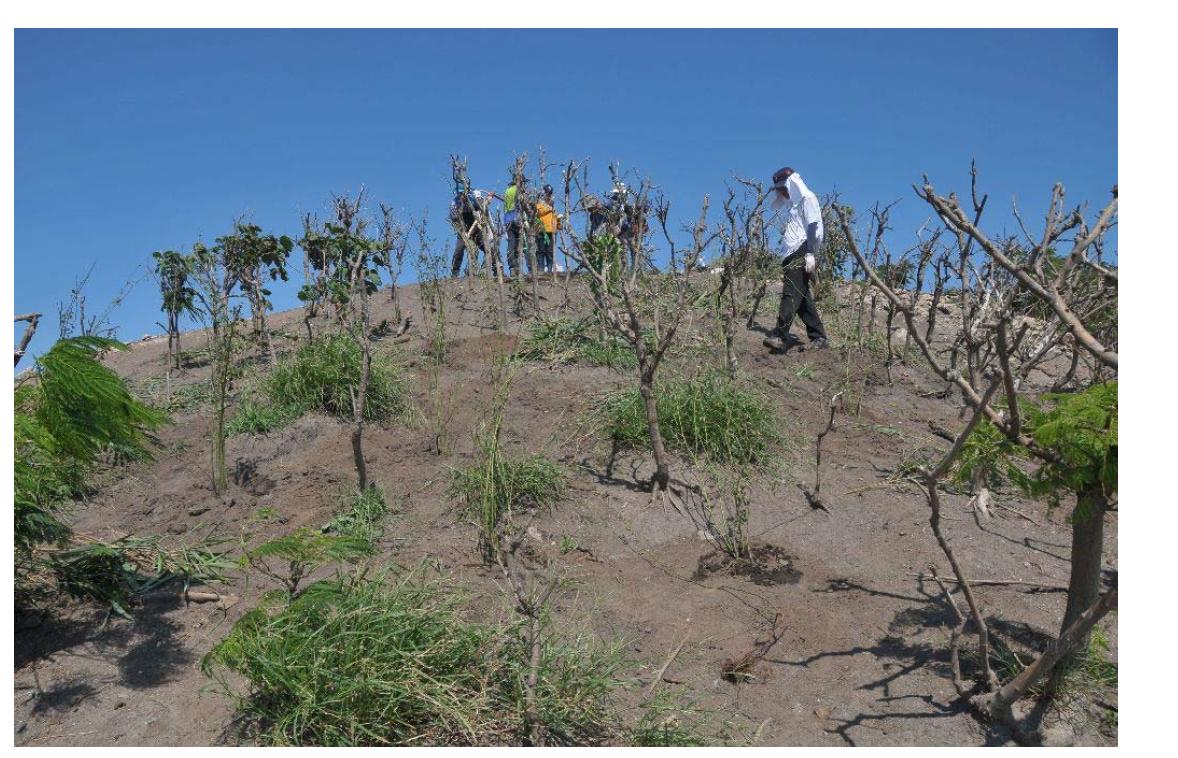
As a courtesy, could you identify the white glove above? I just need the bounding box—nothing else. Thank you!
[804,253,816,274]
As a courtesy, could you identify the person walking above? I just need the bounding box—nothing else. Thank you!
[762,166,830,352]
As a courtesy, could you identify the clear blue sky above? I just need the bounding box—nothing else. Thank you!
[15,28,1117,359]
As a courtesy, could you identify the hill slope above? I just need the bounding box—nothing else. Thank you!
[14,276,1117,746]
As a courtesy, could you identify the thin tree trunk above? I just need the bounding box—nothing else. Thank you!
[927,476,996,687]
[210,320,229,495]
[526,613,544,746]
[638,370,670,491]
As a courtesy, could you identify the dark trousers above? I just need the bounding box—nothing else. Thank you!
[452,232,491,277]
[775,251,827,341]
[505,222,524,275]
[535,232,554,273]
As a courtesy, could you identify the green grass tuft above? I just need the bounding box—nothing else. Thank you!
[600,371,781,466]
[516,316,636,370]
[225,400,303,437]
[450,453,567,518]
[202,567,636,746]
[265,334,410,423]
[324,485,391,542]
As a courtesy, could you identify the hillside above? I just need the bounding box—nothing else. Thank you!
[13,275,1117,747]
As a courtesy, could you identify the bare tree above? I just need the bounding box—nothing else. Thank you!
[835,167,1118,738]
[450,155,508,330]
[561,163,717,494]
[14,313,41,367]
[379,202,410,329]
[56,263,135,341]
[715,178,771,377]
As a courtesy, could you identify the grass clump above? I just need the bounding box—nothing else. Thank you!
[450,453,567,517]
[225,399,303,437]
[265,333,409,422]
[450,448,566,564]
[600,371,781,466]
[516,316,637,370]
[629,691,714,747]
[202,566,636,746]
[324,485,391,542]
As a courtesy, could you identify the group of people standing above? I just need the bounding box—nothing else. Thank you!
[448,163,830,353]
[449,172,562,278]
[449,171,643,280]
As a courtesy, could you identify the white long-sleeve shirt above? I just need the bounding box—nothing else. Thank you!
[779,173,823,255]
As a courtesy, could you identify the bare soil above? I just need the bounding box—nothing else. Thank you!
[13,276,1117,746]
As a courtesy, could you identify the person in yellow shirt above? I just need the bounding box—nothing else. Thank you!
[533,184,560,273]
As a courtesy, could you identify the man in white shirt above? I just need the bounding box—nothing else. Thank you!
[763,166,830,352]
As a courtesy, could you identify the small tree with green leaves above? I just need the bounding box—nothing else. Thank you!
[220,221,293,364]
[15,336,167,584]
[191,238,243,495]
[300,192,396,490]
[151,250,199,370]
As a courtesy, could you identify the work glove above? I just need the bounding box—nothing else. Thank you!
[804,253,816,274]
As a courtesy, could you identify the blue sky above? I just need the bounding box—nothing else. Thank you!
[14,28,1117,359]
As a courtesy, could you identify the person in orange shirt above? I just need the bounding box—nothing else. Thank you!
[533,184,560,273]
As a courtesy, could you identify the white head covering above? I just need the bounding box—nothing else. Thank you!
[771,172,812,211]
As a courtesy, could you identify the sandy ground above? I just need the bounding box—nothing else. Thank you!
[14,277,1117,746]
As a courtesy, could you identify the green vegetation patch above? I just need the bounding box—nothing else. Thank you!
[600,371,781,466]
[202,567,636,746]
[516,316,636,370]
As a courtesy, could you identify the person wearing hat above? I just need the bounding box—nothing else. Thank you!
[533,184,560,273]
[762,166,829,352]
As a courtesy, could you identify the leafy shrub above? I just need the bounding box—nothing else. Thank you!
[955,381,1118,507]
[241,528,374,597]
[203,567,633,746]
[261,333,409,423]
[516,317,636,370]
[600,371,780,466]
[15,337,168,554]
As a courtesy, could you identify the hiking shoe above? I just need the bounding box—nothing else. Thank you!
[763,333,801,352]
[809,338,830,350]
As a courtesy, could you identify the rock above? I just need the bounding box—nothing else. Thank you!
[1040,725,1075,747]
[188,506,211,516]
[166,523,187,535]
[814,706,831,721]
[526,525,544,542]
